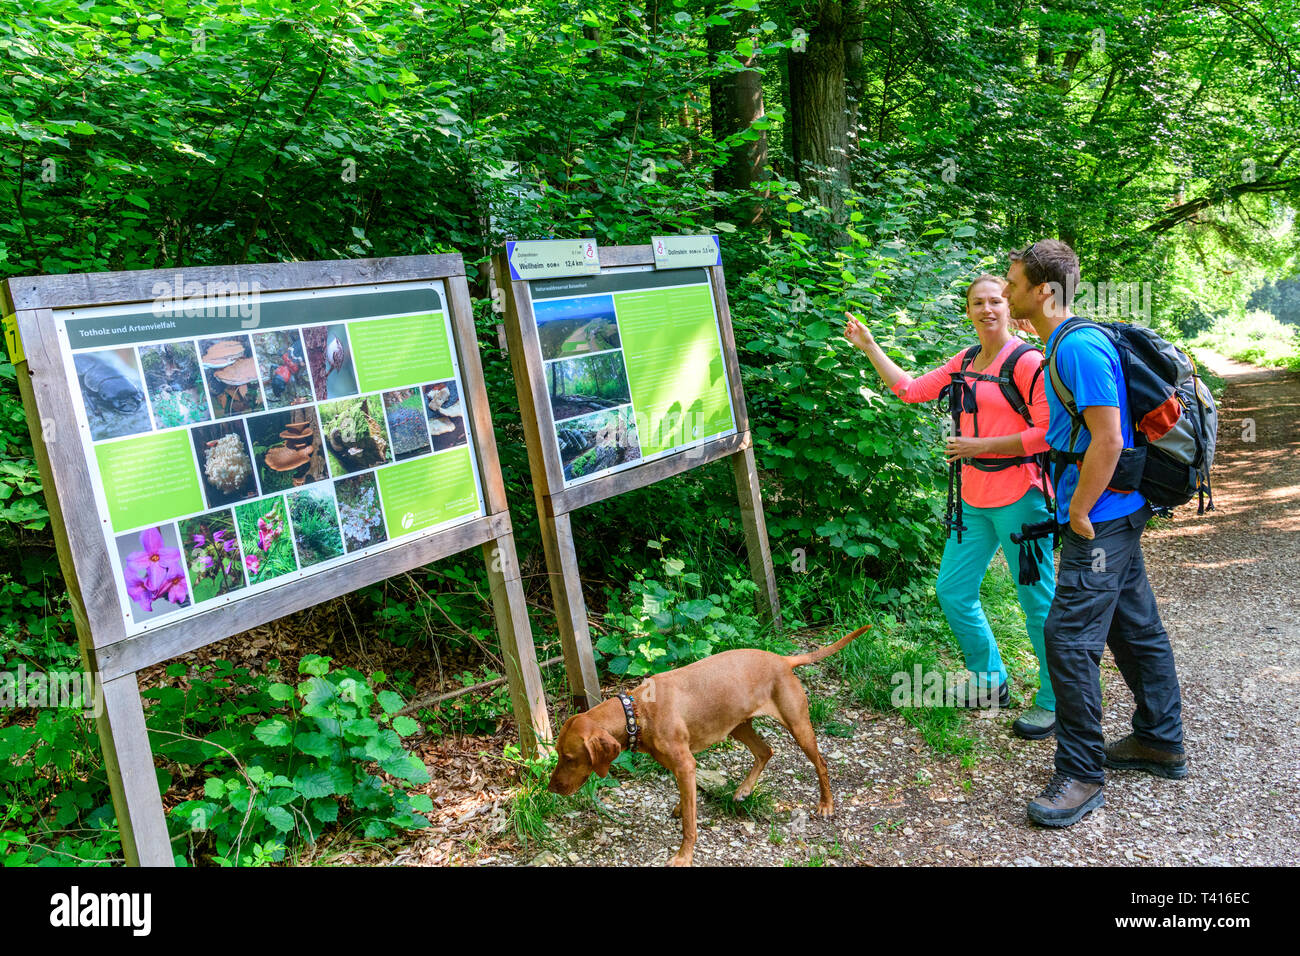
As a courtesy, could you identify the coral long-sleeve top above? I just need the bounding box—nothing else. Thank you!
[890,338,1052,509]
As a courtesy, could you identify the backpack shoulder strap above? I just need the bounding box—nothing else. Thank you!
[999,342,1040,426]
[1044,318,1105,419]
[960,344,980,371]
[1046,318,1110,454]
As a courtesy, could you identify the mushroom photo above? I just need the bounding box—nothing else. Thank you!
[423,379,468,452]
[198,335,265,418]
[189,419,259,508]
[246,407,326,494]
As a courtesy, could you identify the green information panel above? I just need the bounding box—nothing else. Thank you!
[377,445,479,536]
[94,431,205,530]
[526,267,737,486]
[60,281,485,634]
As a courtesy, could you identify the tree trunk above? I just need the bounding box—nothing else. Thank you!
[788,1,850,223]
[708,10,769,225]
[843,0,864,171]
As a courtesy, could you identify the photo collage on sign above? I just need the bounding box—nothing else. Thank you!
[530,270,737,487]
[535,293,644,483]
[70,290,481,632]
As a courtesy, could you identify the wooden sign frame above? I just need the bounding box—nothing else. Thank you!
[493,243,780,710]
[2,255,551,866]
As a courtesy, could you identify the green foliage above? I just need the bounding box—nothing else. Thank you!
[0,709,121,866]
[418,668,510,738]
[0,363,48,533]
[1248,276,1300,328]
[500,742,611,849]
[730,174,981,575]
[1192,310,1300,371]
[148,654,431,866]
[706,781,775,822]
[833,614,975,756]
[0,516,95,865]
[596,542,765,678]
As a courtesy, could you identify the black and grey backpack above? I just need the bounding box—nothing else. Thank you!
[1045,318,1218,514]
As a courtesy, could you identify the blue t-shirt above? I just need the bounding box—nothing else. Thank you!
[1044,321,1147,524]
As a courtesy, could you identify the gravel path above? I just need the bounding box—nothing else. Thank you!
[480,353,1299,867]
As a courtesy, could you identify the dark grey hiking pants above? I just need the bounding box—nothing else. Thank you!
[1046,504,1185,783]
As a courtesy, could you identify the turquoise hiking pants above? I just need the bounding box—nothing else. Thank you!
[935,489,1057,710]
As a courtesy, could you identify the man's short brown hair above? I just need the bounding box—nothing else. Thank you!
[1009,240,1080,296]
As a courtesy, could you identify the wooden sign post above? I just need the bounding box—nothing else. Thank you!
[2,255,551,866]
[493,242,780,710]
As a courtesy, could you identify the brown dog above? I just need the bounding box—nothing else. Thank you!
[547,625,870,865]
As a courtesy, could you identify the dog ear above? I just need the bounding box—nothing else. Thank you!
[585,729,621,778]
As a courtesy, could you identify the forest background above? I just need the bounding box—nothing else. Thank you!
[1,0,1296,865]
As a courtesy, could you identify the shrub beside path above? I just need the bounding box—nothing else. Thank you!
[472,353,1299,867]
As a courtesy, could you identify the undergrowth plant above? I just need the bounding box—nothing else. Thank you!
[596,542,771,678]
[151,654,432,866]
[500,742,614,850]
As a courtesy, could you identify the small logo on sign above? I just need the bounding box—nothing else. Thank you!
[401,512,415,530]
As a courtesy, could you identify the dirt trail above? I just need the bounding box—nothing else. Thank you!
[472,354,1299,867]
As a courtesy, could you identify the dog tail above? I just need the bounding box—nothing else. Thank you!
[785,625,871,668]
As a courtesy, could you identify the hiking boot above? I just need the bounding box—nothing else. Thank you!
[1027,771,1104,827]
[1103,733,1188,779]
[951,680,1010,710]
[1012,705,1056,740]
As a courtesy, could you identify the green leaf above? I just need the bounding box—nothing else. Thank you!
[252,718,292,747]
[262,806,294,833]
[376,690,404,715]
[293,768,334,800]
[676,599,714,622]
[380,753,430,785]
[294,732,334,758]
[341,717,379,741]
[363,729,402,762]
[392,715,419,736]
[408,794,433,813]
[298,655,331,677]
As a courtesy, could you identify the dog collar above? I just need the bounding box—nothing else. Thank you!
[616,692,639,753]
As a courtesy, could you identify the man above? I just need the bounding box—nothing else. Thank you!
[1003,240,1186,828]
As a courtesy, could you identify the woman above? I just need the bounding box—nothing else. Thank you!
[844,275,1057,739]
